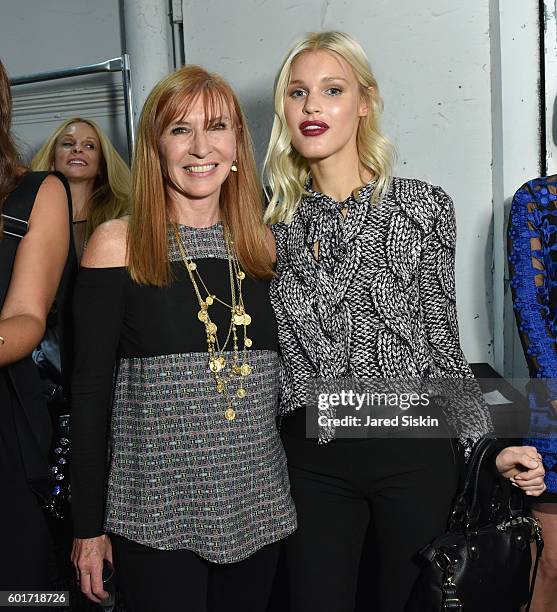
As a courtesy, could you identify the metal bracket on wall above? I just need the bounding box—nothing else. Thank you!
[170,0,185,69]
[541,0,557,175]
[10,55,135,157]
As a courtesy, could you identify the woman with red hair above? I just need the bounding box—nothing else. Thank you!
[70,65,296,612]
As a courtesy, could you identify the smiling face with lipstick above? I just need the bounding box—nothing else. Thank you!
[284,49,368,173]
[158,94,237,208]
[54,121,102,182]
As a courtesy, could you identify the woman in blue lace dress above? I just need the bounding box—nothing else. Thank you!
[509,176,557,609]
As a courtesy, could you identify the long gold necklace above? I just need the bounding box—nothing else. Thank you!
[172,223,252,421]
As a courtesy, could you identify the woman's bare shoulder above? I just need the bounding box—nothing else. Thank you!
[81,217,129,268]
[29,174,69,225]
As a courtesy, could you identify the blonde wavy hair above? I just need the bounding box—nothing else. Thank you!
[31,117,130,239]
[263,31,395,224]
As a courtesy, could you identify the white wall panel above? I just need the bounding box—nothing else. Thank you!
[1,0,128,161]
[498,1,540,378]
[0,1,544,371]
[182,0,498,363]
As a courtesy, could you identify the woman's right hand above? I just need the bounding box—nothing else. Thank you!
[71,534,113,603]
[495,446,546,496]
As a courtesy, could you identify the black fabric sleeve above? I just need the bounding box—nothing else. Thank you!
[70,267,126,538]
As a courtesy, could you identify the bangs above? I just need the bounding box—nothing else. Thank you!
[156,79,238,135]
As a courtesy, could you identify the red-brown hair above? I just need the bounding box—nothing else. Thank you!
[127,65,273,286]
[0,59,26,221]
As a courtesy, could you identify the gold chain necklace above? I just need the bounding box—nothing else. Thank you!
[172,223,253,421]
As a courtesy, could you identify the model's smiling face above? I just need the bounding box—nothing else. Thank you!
[284,50,368,164]
[54,122,102,181]
[158,95,237,204]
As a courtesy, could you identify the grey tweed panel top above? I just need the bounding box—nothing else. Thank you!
[105,350,296,561]
[72,223,296,562]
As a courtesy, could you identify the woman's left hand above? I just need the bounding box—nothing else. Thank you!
[495,446,546,496]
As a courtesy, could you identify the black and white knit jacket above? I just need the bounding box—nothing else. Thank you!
[270,176,492,456]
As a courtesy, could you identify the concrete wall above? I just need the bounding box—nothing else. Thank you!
[497,1,540,378]
[1,0,546,372]
[182,0,503,364]
[1,0,128,162]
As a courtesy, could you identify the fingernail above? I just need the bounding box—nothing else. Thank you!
[530,460,538,467]
[514,475,522,480]
[511,482,519,487]
[526,491,533,496]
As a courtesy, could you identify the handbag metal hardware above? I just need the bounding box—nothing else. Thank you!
[434,549,458,571]
[496,515,540,533]
[442,562,463,611]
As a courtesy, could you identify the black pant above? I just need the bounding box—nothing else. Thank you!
[111,535,280,612]
[282,428,460,612]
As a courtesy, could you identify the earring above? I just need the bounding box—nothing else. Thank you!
[231,160,238,172]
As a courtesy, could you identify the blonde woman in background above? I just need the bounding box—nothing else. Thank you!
[32,117,130,261]
[30,121,129,564]
[264,31,547,612]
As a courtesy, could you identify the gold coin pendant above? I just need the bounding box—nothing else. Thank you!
[209,358,225,373]
[237,387,246,399]
[225,408,236,421]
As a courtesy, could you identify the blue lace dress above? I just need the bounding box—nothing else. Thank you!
[508,175,557,498]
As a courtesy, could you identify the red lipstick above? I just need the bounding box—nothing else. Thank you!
[299,120,329,137]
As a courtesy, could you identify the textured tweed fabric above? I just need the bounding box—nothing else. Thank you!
[271,177,492,457]
[102,224,297,562]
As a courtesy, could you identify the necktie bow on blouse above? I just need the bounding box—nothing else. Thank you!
[301,180,375,272]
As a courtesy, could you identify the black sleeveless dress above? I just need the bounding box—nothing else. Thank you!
[0,172,74,590]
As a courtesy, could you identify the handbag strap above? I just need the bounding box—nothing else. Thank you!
[525,527,544,612]
[467,439,523,528]
[449,436,495,530]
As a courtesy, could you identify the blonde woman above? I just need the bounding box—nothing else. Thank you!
[70,66,296,611]
[32,117,130,261]
[264,31,546,612]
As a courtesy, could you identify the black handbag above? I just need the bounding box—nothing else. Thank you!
[407,436,544,612]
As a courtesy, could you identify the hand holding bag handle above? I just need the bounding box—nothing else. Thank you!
[409,436,544,612]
